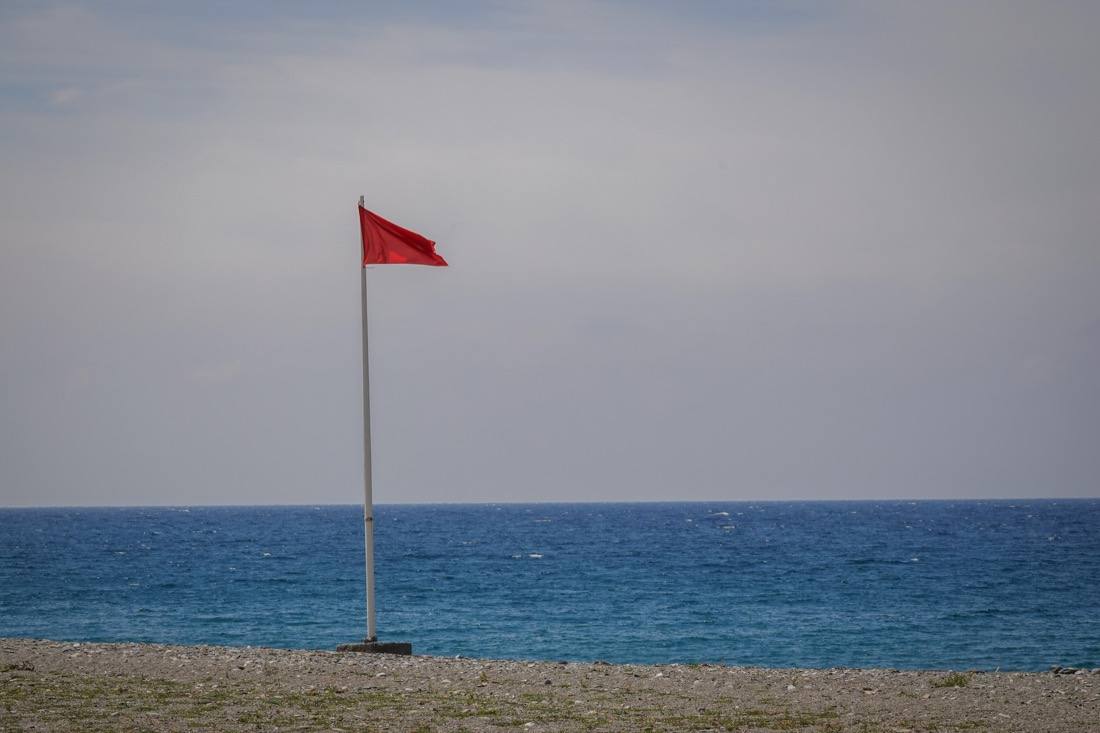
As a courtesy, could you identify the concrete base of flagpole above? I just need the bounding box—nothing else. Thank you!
[336,640,413,655]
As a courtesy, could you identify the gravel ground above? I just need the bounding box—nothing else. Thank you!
[1,638,1097,732]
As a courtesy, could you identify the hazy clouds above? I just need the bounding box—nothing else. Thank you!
[1,1,1097,506]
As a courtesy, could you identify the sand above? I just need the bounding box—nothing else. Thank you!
[2,638,1097,732]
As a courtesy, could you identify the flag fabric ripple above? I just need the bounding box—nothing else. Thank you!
[359,205,448,267]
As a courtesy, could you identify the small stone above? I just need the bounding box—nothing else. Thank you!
[786,684,797,691]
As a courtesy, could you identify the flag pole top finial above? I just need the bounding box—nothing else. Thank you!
[358,195,365,208]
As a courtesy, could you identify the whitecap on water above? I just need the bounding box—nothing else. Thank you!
[528,553,543,559]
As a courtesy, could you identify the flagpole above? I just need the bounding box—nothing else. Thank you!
[337,196,412,655]
[360,258,377,643]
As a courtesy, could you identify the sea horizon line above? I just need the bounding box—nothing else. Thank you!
[2,496,1097,510]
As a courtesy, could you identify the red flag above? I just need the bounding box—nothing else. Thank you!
[359,204,447,267]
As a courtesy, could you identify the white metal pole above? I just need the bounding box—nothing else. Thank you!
[360,234,377,642]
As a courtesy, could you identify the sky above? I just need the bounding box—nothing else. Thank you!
[1,1,1097,506]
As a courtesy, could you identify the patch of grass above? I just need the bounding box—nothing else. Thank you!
[931,672,972,688]
[1,679,30,705]
[717,706,840,731]
[519,691,550,702]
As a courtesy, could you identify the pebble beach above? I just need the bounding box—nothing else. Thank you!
[2,638,1097,732]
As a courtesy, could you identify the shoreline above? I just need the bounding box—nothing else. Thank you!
[3,638,1097,731]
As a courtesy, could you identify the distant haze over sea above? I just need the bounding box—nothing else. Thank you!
[2,3,1099,508]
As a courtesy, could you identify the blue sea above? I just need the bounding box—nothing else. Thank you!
[1,501,1098,671]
